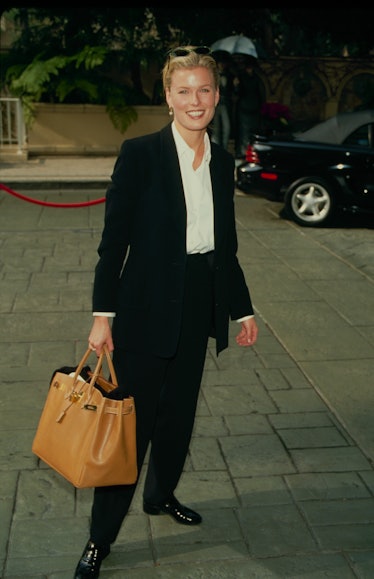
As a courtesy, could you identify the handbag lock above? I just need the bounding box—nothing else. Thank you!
[69,390,83,403]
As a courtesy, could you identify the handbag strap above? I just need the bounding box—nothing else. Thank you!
[89,345,118,388]
[73,345,118,388]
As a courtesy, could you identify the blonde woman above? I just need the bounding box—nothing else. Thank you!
[75,46,258,579]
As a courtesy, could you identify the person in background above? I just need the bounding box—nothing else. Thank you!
[233,55,264,160]
[74,45,258,579]
[151,76,164,105]
[211,51,234,150]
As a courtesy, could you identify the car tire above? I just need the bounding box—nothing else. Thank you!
[284,177,335,227]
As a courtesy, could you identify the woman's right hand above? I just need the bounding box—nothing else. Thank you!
[88,316,114,355]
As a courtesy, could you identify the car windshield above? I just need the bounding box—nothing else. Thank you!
[343,125,371,147]
[294,110,374,145]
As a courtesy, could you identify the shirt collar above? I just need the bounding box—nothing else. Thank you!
[171,121,211,163]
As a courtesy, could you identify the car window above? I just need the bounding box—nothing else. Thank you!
[343,124,370,147]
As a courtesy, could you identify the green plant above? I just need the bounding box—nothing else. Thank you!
[4,45,139,130]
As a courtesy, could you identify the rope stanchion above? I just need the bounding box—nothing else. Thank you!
[0,182,106,207]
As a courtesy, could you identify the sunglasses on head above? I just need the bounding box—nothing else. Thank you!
[168,46,212,58]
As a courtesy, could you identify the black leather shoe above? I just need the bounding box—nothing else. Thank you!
[74,540,110,579]
[143,495,202,525]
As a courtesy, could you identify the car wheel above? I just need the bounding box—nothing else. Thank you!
[284,177,335,227]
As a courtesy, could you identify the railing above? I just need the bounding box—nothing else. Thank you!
[0,97,26,155]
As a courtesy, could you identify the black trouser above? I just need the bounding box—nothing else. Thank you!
[90,252,214,545]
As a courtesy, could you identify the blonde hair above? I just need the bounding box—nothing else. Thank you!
[162,46,219,94]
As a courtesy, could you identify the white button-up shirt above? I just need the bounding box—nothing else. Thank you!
[172,122,214,254]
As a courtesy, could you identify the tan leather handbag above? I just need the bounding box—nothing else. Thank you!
[32,346,137,488]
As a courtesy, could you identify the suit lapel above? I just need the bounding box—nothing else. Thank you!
[160,124,187,251]
[210,148,229,249]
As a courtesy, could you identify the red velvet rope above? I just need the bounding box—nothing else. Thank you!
[0,182,105,207]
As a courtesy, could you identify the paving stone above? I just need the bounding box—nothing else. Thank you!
[234,475,291,506]
[299,498,374,525]
[203,384,277,415]
[290,447,372,472]
[314,524,374,550]
[220,434,296,477]
[269,411,333,429]
[255,368,290,390]
[285,472,372,500]
[237,504,316,557]
[278,426,349,449]
[269,389,327,413]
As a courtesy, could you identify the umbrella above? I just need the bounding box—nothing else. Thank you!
[211,35,258,58]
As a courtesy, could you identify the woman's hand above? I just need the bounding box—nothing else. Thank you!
[236,317,258,347]
[88,316,114,355]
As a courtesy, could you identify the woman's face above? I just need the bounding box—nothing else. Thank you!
[166,66,219,133]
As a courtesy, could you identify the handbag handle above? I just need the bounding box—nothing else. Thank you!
[73,345,118,388]
[89,345,118,388]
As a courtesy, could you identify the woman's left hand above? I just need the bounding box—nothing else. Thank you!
[236,317,258,347]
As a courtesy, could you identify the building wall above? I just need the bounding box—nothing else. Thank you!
[26,104,170,156]
[256,56,374,131]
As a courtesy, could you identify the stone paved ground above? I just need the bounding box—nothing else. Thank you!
[0,158,373,578]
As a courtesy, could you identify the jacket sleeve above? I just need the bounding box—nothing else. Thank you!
[211,145,254,321]
[92,139,140,312]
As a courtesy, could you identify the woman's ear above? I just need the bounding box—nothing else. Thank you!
[165,89,171,108]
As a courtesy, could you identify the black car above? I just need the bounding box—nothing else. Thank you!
[235,110,374,227]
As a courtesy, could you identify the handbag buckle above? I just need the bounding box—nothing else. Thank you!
[69,390,83,403]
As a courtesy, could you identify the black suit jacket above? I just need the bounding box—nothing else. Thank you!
[92,122,254,357]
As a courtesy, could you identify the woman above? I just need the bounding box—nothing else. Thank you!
[75,45,258,578]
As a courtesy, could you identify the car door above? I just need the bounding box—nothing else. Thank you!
[342,123,374,210]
